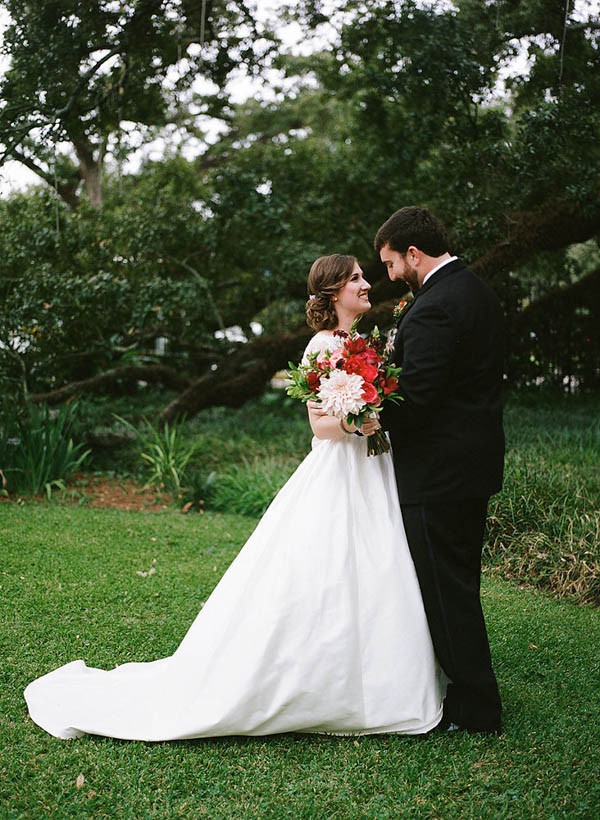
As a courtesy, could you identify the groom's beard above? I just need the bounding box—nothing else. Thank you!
[404,264,420,294]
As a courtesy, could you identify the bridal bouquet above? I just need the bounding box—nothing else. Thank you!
[286,325,402,456]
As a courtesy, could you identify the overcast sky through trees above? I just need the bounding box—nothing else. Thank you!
[0,0,595,196]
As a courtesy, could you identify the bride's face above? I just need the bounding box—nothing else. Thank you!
[335,263,371,318]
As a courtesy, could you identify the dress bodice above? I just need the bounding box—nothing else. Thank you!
[302,331,365,452]
[302,331,343,365]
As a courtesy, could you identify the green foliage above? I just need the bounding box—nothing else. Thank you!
[0,505,598,816]
[486,393,600,605]
[0,0,598,410]
[285,0,600,258]
[0,163,225,400]
[183,465,218,510]
[285,359,314,402]
[115,414,197,496]
[178,392,311,513]
[1,403,90,497]
[184,390,312,469]
[503,243,600,389]
[0,0,272,203]
[211,456,298,517]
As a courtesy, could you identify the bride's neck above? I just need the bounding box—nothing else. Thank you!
[334,314,359,334]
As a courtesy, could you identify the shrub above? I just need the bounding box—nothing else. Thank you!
[1,403,90,498]
[115,415,197,496]
[485,396,599,605]
[211,456,298,517]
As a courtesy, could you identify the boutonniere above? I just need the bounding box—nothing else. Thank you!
[393,297,412,323]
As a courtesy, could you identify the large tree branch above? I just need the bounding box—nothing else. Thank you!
[23,199,599,419]
[514,266,600,326]
[471,198,600,281]
[159,331,313,424]
[9,148,80,208]
[158,299,399,425]
[30,364,190,406]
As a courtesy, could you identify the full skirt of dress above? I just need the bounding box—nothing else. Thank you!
[24,434,445,741]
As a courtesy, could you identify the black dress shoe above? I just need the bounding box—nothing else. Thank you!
[436,715,502,736]
[449,722,502,736]
[436,714,455,731]
[466,724,502,736]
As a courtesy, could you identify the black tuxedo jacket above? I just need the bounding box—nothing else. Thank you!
[382,258,505,504]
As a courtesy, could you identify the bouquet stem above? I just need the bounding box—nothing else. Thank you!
[366,428,390,457]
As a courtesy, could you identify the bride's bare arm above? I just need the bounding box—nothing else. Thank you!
[307,405,381,440]
[307,407,348,440]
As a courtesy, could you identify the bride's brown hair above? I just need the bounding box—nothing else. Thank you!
[305,254,357,331]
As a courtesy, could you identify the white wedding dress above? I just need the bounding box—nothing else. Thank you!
[24,332,445,741]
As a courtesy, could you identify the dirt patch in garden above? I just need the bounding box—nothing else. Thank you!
[0,473,173,512]
[67,474,173,511]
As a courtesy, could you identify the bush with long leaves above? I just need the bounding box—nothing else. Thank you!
[115,416,197,496]
[4,403,90,498]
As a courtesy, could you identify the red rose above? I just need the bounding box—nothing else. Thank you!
[364,348,380,365]
[345,336,367,355]
[360,362,379,382]
[343,355,362,374]
[345,355,379,383]
[361,381,381,405]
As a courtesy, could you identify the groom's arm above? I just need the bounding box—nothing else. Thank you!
[382,303,457,430]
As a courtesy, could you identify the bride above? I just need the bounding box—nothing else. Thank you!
[24,253,445,741]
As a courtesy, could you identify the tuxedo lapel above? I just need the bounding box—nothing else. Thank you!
[392,258,465,362]
[394,261,464,327]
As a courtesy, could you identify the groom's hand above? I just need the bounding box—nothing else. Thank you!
[360,416,381,437]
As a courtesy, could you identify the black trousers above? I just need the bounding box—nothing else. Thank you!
[401,499,502,731]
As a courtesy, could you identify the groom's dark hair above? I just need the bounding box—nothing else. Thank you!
[374,206,449,257]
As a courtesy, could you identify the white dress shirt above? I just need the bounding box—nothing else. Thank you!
[422,255,458,287]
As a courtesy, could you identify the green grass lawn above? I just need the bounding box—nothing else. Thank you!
[1,505,598,819]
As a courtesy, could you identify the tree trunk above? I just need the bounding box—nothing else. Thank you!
[73,136,103,208]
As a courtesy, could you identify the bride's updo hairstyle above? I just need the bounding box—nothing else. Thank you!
[306,254,357,331]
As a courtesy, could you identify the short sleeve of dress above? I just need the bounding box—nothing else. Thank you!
[301,332,339,365]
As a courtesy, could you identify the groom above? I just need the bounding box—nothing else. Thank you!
[376,206,504,734]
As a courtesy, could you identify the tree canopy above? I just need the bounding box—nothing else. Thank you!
[0,0,598,424]
[0,0,272,206]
